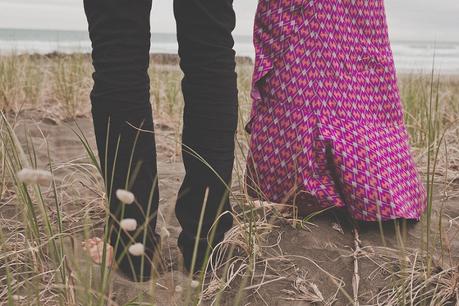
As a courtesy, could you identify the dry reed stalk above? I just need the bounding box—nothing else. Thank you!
[353,228,362,306]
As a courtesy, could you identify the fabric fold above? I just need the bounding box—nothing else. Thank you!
[246,0,426,221]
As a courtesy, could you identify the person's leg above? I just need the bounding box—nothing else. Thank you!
[83,0,160,281]
[173,0,238,271]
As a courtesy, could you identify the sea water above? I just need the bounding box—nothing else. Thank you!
[1,28,459,74]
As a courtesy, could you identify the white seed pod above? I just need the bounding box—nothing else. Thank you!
[17,168,52,185]
[12,295,26,301]
[120,218,138,232]
[190,280,200,289]
[116,189,135,204]
[128,243,145,256]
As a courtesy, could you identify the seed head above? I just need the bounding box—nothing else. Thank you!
[116,189,135,204]
[17,168,52,185]
[128,243,145,256]
[120,218,138,231]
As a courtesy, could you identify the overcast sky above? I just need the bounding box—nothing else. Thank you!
[0,0,458,42]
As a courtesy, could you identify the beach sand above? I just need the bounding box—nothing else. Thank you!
[5,112,457,305]
[1,54,458,305]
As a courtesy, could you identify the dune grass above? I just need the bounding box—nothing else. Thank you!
[0,53,458,305]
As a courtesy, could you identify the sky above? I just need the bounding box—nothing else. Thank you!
[0,0,458,42]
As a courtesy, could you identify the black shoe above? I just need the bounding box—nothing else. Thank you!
[177,233,212,274]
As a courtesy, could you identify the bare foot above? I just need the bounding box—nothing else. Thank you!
[82,237,114,267]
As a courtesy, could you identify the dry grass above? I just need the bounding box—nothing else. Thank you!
[372,246,459,305]
[0,53,458,305]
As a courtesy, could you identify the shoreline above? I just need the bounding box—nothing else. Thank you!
[2,52,459,76]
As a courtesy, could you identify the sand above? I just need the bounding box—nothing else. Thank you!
[1,53,458,305]
[5,106,457,306]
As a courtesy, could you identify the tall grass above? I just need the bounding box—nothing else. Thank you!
[0,53,458,305]
[0,55,44,112]
[0,113,72,305]
[51,54,92,119]
[374,65,459,305]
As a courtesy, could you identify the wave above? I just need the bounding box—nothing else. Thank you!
[1,29,458,73]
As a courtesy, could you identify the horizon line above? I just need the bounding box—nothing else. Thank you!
[1,27,458,45]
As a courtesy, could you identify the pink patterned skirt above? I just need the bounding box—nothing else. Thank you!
[245,0,426,221]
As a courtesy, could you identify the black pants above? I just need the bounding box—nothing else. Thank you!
[84,0,237,280]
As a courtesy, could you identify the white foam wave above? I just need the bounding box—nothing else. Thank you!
[1,37,458,73]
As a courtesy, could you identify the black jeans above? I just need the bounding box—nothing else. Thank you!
[84,0,237,280]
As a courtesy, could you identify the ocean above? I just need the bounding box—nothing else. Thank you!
[1,28,459,74]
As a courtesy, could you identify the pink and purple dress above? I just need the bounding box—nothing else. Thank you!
[245,0,426,221]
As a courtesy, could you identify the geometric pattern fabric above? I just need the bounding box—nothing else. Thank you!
[246,0,426,221]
